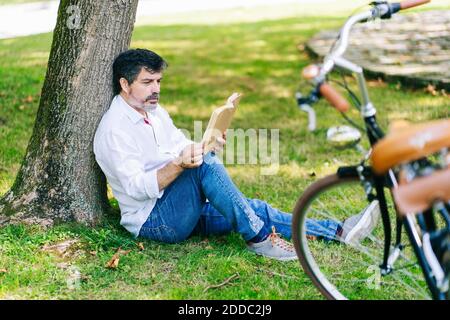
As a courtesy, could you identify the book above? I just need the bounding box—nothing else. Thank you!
[202,92,242,153]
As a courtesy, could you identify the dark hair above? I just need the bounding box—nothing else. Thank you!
[112,48,168,95]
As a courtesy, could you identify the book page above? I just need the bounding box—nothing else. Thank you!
[202,93,241,153]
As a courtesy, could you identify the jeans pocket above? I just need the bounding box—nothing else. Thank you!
[139,225,178,244]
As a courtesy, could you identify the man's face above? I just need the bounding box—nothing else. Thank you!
[120,67,162,110]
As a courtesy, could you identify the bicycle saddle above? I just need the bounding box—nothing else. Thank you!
[371,119,450,175]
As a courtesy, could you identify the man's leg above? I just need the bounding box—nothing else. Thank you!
[138,162,206,243]
[191,198,340,242]
[139,152,266,243]
[188,152,268,241]
[242,199,378,244]
[245,198,340,242]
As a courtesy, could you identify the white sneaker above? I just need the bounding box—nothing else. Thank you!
[340,200,381,246]
[247,227,297,261]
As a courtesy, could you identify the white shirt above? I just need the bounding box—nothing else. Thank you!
[93,95,193,238]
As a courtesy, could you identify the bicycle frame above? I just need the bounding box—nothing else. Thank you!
[313,4,402,278]
[298,1,446,299]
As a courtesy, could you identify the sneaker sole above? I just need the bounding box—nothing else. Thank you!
[344,200,380,245]
[249,249,298,261]
[258,253,298,261]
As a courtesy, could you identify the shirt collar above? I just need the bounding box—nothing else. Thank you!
[115,94,160,124]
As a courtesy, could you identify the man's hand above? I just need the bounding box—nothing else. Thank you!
[173,143,204,168]
[212,132,227,153]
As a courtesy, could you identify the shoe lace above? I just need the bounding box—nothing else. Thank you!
[268,226,294,252]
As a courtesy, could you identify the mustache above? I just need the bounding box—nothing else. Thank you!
[146,93,160,101]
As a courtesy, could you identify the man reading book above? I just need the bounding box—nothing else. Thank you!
[93,49,380,261]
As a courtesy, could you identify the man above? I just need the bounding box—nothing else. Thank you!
[93,48,380,261]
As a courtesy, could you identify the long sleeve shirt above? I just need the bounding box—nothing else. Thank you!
[93,95,193,237]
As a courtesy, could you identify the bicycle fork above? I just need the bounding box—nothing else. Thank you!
[373,175,397,276]
[338,165,405,275]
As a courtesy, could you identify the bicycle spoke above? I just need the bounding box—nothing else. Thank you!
[293,175,433,299]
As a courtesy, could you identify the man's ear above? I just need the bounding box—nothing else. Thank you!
[119,77,130,94]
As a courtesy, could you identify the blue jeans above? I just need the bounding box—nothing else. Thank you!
[138,152,339,243]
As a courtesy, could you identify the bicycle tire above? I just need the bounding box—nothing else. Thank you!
[292,174,432,300]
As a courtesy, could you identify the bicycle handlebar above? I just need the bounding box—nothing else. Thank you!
[324,0,432,66]
[399,0,430,10]
[297,0,431,130]
[319,83,350,113]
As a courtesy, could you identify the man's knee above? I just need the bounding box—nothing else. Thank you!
[247,198,268,211]
[202,151,222,166]
[193,152,224,179]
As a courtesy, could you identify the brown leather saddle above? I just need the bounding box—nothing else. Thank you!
[370,119,450,215]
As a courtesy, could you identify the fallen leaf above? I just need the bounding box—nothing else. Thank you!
[106,253,120,269]
[0,268,7,273]
[25,95,33,103]
[105,247,131,269]
[426,84,437,96]
[137,242,145,251]
[89,251,97,256]
[118,248,131,255]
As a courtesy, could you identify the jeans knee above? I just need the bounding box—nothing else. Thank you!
[196,152,224,179]
[202,151,221,166]
[247,198,267,212]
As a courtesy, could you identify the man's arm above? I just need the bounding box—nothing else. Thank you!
[156,161,184,191]
[156,143,204,191]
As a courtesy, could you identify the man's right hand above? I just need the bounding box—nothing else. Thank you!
[173,143,204,168]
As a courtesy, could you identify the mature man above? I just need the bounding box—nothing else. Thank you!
[93,48,379,261]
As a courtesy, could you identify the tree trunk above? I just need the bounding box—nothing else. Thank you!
[0,0,139,227]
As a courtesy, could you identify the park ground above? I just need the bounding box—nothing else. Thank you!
[0,0,449,299]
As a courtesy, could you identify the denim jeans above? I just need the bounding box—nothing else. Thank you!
[138,152,339,243]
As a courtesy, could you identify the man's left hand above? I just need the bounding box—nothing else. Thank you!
[212,132,226,153]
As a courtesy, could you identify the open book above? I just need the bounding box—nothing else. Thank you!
[202,92,242,153]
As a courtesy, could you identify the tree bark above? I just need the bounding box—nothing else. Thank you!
[0,0,139,227]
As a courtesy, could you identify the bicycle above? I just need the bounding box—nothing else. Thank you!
[291,0,450,300]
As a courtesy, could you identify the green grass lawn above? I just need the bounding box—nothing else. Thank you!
[0,0,42,5]
[0,7,449,299]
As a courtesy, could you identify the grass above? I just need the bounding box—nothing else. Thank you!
[0,0,42,5]
[0,4,449,299]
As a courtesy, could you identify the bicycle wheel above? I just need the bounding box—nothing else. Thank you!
[292,174,432,299]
